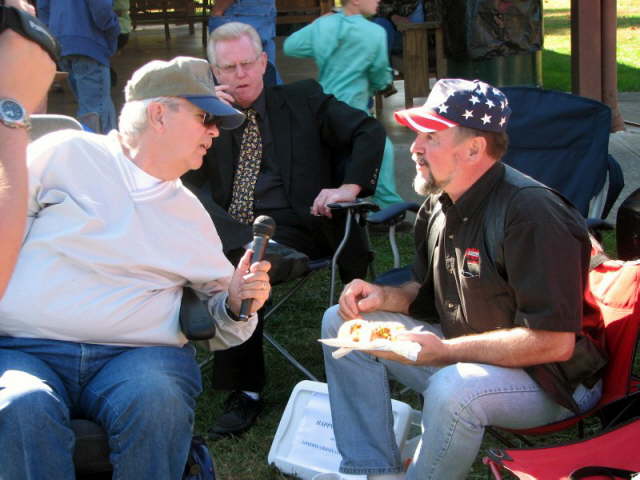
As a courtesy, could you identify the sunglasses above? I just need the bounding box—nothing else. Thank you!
[199,112,220,127]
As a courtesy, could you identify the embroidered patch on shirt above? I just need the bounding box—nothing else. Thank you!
[462,248,481,277]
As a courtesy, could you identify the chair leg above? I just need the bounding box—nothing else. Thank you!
[262,266,325,381]
[263,271,315,322]
[263,332,319,381]
[485,426,517,448]
[363,225,376,281]
[330,209,354,306]
[375,91,383,118]
[404,80,412,109]
[201,20,208,47]
[485,426,533,448]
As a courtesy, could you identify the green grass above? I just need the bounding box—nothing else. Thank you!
[194,229,622,479]
[542,0,640,91]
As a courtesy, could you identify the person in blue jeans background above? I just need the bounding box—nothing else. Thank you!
[321,79,606,480]
[37,0,119,133]
[0,56,272,479]
[208,0,282,84]
[372,0,424,60]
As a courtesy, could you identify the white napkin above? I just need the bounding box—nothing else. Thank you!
[319,326,423,361]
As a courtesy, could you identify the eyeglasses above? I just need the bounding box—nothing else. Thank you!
[199,112,220,127]
[215,54,261,74]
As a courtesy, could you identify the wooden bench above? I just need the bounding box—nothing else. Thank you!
[275,0,333,25]
[375,20,446,116]
[131,0,211,46]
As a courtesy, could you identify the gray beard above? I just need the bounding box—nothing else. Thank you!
[414,171,443,196]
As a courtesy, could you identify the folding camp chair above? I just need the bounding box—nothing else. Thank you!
[30,113,84,140]
[194,199,380,382]
[486,253,640,447]
[484,416,640,480]
[500,87,624,222]
[260,199,380,382]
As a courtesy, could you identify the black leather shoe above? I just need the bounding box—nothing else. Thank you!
[208,391,264,439]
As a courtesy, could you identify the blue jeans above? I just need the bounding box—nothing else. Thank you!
[373,0,425,57]
[0,337,202,479]
[60,55,117,133]
[321,306,602,479]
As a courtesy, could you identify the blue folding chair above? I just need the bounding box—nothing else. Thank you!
[369,87,625,288]
[501,86,624,221]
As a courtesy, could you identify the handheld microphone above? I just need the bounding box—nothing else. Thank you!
[238,215,276,320]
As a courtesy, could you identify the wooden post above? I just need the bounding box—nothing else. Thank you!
[602,0,625,131]
[571,0,624,132]
[570,0,602,99]
[400,23,430,108]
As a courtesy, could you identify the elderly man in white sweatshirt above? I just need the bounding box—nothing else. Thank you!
[0,56,271,479]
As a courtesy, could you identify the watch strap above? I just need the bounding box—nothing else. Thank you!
[0,6,60,63]
[225,297,241,321]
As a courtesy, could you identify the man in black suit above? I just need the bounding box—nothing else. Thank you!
[182,22,385,437]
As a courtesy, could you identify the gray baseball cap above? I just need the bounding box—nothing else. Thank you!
[124,56,244,129]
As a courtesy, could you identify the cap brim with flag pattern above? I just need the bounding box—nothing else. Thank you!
[394,78,512,134]
[124,56,245,130]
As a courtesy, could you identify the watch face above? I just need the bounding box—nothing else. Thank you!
[2,100,24,122]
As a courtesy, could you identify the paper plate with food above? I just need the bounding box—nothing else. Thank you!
[319,319,423,361]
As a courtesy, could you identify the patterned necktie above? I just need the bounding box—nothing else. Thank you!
[228,108,262,224]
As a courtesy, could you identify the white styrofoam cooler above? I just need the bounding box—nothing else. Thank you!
[268,380,420,480]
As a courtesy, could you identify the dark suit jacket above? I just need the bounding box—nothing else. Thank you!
[183,79,385,253]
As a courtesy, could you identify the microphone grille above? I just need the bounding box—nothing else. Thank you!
[252,215,276,237]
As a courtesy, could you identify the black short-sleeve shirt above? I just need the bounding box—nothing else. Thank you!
[410,162,591,340]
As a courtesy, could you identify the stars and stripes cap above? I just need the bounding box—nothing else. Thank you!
[394,78,511,134]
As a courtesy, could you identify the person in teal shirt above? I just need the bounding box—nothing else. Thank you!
[283,0,404,208]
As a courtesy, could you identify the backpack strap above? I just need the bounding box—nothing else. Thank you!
[482,164,555,276]
[426,200,445,279]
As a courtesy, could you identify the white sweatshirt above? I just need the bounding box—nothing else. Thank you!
[0,130,256,349]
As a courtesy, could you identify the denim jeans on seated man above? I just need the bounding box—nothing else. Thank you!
[0,337,201,479]
[60,55,117,133]
[322,306,603,480]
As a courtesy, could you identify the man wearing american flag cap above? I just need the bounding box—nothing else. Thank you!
[321,79,606,479]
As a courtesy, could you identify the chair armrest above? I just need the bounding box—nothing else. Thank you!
[327,199,380,215]
[587,218,614,231]
[179,287,216,340]
[367,202,420,225]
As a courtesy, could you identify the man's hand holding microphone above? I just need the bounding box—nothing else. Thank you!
[226,216,275,320]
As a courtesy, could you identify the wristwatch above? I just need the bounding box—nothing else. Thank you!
[0,98,31,130]
[225,297,241,321]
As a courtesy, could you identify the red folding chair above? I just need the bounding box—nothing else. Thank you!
[484,417,640,480]
[487,255,640,446]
